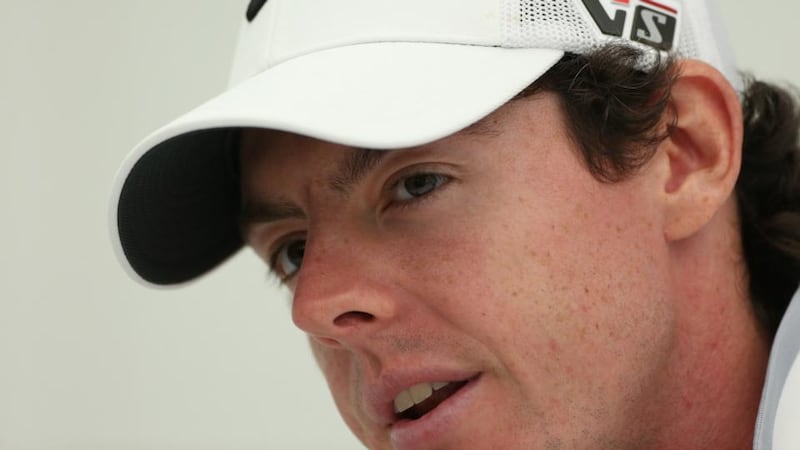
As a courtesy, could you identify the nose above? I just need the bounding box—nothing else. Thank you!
[290,234,400,348]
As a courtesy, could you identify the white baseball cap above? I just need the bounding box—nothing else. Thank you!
[111,0,740,286]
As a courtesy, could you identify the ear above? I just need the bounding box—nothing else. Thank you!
[660,60,743,242]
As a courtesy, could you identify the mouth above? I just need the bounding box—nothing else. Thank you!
[392,379,470,421]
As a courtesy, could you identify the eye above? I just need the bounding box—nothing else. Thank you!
[272,238,305,279]
[392,172,449,202]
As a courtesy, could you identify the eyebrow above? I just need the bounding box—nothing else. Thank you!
[461,115,501,138]
[240,197,305,227]
[325,117,499,193]
[328,148,388,193]
[239,148,387,228]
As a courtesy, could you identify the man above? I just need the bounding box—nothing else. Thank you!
[110,0,800,448]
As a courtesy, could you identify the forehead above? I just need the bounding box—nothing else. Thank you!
[239,130,372,207]
[239,129,348,172]
[238,95,520,180]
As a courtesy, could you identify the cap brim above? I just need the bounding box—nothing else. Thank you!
[111,42,564,286]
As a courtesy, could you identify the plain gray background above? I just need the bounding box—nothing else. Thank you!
[1,1,797,449]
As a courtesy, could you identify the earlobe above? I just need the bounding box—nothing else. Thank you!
[660,60,743,242]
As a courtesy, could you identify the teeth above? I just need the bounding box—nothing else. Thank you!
[409,383,433,403]
[393,381,451,414]
[394,390,415,413]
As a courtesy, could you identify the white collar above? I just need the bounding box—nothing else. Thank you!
[754,285,800,450]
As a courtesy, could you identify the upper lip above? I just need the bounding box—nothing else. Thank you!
[362,366,480,426]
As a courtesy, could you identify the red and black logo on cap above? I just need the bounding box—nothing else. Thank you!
[581,0,679,51]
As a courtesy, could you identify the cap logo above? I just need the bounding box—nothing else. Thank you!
[246,0,268,22]
[581,0,679,51]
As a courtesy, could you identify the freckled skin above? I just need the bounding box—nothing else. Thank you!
[241,92,768,449]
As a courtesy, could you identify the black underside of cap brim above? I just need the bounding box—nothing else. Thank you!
[117,129,244,285]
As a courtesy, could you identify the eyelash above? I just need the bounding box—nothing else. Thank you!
[385,170,452,211]
[268,233,305,282]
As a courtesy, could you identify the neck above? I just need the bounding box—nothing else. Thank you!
[658,201,771,449]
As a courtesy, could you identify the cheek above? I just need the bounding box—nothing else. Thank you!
[490,186,675,418]
[308,342,394,450]
[408,162,676,422]
[309,342,366,438]
[310,341,349,400]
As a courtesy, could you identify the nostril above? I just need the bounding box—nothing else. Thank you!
[333,311,375,327]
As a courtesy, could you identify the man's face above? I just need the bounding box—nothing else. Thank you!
[241,93,679,450]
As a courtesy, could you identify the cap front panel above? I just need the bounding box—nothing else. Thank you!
[230,0,506,85]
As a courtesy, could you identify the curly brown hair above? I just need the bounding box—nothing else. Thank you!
[520,44,800,336]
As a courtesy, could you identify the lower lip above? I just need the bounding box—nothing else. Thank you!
[388,374,482,450]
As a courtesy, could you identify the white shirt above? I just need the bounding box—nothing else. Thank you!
[754,286,800,450]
